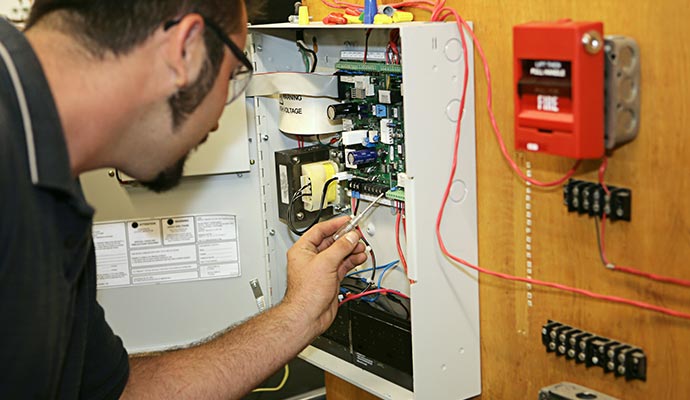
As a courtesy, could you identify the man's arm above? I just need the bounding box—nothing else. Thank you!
[121,217,366,399]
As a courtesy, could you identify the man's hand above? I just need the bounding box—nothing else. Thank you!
[122,216,367,399]
[283,216,367,336]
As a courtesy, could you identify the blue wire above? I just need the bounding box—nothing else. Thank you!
[366,261,401,302]
[344,260,400,303]
[377,262,399,288]
[345,260,398,279]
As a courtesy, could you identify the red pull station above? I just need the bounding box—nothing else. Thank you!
[514,20,605,159]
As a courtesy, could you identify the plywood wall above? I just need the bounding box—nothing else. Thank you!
[304,0,690,398]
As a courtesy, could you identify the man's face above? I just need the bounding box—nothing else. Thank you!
[140,16,248,193]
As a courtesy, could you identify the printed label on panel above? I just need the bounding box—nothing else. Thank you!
[94,214,241,288]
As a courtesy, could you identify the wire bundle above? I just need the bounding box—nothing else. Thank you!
[296,39,318,73]
[317,0,690,321]
[341,261,409,309]
[287,177,338,236]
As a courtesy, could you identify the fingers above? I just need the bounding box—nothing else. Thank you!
[300,216,352,249]
[337,252,369,280]
[317,230,361,270]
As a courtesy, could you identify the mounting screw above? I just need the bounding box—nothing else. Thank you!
[107,170,116,178]
[548,342,556,351]
[578,353,586,362]
[567,349,576,358]
[617,365,626,375]
[250,160,256,165]
[582,30,604,55]
[262,134,270,141]
[292,156,300,164]
[296,212,305,221]
[607,361,615,371]
[592,356,599,365]
[269,229,276,236]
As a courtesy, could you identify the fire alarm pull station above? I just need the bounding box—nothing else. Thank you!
[514,20,605,159]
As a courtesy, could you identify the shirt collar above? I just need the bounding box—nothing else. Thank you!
[1,19,93,216]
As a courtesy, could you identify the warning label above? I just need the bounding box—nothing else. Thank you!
[93,214,241,288]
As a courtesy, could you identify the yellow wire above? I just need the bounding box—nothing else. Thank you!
[251,364,290,393]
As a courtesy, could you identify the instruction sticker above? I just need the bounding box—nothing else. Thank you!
[94,214,241,288]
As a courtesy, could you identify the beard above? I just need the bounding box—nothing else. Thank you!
[139,154,188,193]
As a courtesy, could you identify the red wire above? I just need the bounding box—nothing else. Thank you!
[340,288,410,306]
[392,0,436,8]
[320,0,363,10]
[320,0,436,15]
[433,8,690,320]
[395,208,409,275]
[434,9,581,187]
[597,158,690,287]
[363,28,373,63]
[401,203,407,237]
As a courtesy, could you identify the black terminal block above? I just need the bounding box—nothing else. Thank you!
[349,178,389,196]
[563,179,632,221]
[541,320,646,381]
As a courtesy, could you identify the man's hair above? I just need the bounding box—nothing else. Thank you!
[25,1,257,58]
[26,1,263,127]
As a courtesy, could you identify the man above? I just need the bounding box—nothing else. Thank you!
[0,1,366,398]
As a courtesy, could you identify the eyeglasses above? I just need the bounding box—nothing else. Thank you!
[165,16,253,105]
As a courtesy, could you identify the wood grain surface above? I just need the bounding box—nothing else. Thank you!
[302,1,690,398]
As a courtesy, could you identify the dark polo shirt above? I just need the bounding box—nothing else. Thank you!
[1,18,129,398]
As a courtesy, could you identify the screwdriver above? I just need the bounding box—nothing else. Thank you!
[332,192,386,241]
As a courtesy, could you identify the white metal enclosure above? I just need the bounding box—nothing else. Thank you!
[84,22,480,399]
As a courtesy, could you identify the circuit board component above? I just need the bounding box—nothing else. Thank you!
[331,61,406,203]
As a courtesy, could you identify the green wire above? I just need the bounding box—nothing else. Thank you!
[299,48,310,72]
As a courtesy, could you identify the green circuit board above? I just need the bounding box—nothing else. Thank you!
[336,61,406,201]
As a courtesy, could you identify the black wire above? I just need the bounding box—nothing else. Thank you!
[593,216,607,266]
[288,177,338,236]
[307,49,317,72]
[359,234,376,283]
[296,41,317,72]
[287,192,303,235]
[351,198,375,283]
[287,183,310,236]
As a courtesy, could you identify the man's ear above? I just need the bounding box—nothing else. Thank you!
[165,14,207,90]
